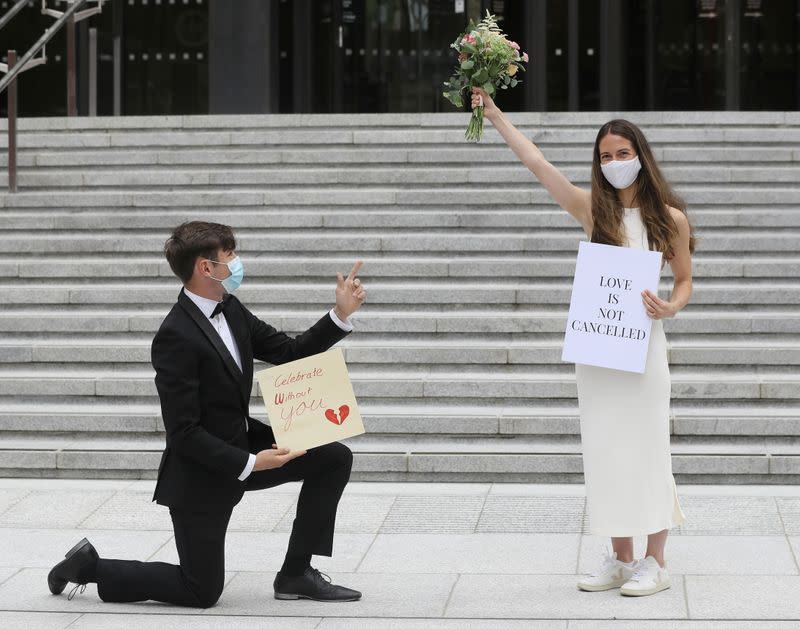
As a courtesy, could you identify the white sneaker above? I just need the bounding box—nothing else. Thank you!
[577,551,636,592]
[620,556,671,597]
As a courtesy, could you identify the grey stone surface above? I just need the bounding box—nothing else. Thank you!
[686,575,800,619]
[579,535,798,575]
[205,572,457,617]
[779,499,800,535]
[445,574,687,619]
[320,621,559,629]
[0,490,115,528]
[676,496,784,535]
[0,612,82,629]
[357,533,579,574]
[379,495,485,533]
[570,623,800,629]
[71,615,319,629]
[0,529,172,568]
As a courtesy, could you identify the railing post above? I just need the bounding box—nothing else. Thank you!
[7,49,17,193]
[88,27,97,116]
[66,12,77,116]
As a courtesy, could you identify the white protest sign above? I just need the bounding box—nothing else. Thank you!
[255,348,365,451]
[562,241,662,373]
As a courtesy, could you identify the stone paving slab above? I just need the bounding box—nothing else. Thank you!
[0,490,115,528]
[320,621,558,629]
[579,535,799,575]
[69,615,319,629]
[568,623,800,629]
[358,533,579,575]
[445,574,688,619]
[204,572,457,618]
[1,482,799,624]
[686,575,800,619]
[0,611,83,629]
[0,529,173,569]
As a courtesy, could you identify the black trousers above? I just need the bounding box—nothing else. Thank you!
[95,440,353,608]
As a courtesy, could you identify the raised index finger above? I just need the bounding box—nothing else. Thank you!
[347,260,363,281]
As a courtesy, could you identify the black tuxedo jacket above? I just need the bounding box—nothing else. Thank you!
[151,289,350,511]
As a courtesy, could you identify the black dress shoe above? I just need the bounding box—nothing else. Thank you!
[273,567,361,602]
[48,538,99,597]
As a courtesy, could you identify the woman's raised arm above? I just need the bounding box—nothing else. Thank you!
[472,87,592,233]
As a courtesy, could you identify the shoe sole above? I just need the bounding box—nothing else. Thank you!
[577,580,627,592]
[48,538,91,595]
[274,592,361,602]
[620,582,671,597]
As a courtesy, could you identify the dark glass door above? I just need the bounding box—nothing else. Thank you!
[308,0,470,113]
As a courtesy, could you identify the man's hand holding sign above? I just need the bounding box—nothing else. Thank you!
[255,261,367,462]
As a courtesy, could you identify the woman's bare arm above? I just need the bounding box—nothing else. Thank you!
[473,87,592,233]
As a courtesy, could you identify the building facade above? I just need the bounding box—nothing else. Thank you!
[2,0,799,117]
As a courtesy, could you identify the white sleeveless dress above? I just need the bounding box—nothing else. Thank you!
[575,208,686,537]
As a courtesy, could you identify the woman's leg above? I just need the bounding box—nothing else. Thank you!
[611,537,634,563]
[645,528,668,566]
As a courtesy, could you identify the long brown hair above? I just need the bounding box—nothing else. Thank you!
[590,119,696,259]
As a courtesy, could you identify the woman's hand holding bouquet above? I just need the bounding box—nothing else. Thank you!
[443,11,528,141]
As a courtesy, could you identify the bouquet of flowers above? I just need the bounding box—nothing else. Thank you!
[442,11,528,141]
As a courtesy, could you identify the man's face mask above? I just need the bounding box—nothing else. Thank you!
[207,256,244,293]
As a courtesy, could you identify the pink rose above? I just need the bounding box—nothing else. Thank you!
[462,33,476,45]
[509,41,520,50]
[522,52,529,63]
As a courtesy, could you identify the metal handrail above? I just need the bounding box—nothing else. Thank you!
[0,0,89,95]
[0,0,29,33]
[2,0,105,192]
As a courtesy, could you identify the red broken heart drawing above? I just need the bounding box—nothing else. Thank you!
[325,405,350,425]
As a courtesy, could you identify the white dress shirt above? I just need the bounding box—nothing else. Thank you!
[183,288,352,481]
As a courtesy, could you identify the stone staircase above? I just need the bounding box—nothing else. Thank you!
[1,111,799,482]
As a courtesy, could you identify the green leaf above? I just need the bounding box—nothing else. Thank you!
[460,60,474,70]
[510,78,518,88]
[473,69,489,84]
[482,82,495,96]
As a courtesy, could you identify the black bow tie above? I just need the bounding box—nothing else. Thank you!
[210,295,232,319]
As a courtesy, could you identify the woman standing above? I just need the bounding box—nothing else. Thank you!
[471,88,694,597]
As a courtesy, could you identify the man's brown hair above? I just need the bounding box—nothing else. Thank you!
[163,221,236,283]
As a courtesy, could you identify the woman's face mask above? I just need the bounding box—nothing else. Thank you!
[600,155,642,190]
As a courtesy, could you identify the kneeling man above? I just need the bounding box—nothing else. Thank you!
[48,221,366,607]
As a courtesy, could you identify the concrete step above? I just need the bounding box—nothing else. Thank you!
[0,254,798,280]
[4,122,800,150]
[0,432,796,482]
[0,366,797,401]
[2,111,795,132]
[2,230,799,255]
[8,165,800,189]
[4,208,800,231]
[2,186,800,208]
[1,281,798,307]
[2,336,800,367]
[1,309,798,334]
[1,401,799,436]
[8,145,799,170]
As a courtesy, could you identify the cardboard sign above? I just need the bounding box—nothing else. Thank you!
[562,241,662,373]
[256,348,365,451]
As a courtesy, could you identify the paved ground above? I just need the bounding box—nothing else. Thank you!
[1,479,800,628]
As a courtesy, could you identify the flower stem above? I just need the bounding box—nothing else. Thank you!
[465,105,484,142]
